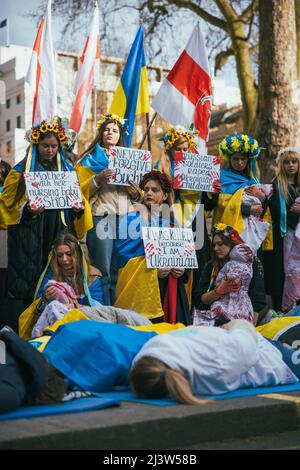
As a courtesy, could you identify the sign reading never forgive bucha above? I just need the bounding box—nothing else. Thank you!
[142,227,198,269]
[108,146,152,186]
[173,151,221,192]
[24,171,83,209]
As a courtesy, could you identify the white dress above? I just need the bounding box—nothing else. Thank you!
[240,185,271,251]
[132,326,298,396]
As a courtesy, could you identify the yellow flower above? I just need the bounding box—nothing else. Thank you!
[32,130,40,141]
[231,137,241,152]
[215,223,227,231]
[40,123,48,133]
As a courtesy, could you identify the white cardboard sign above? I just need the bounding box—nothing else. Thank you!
[173,151,221,192]
[108,146,152,186]
[142,226,198,269]
[24,171,82,210]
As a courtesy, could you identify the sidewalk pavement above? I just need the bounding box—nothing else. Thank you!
[1,391,300,450]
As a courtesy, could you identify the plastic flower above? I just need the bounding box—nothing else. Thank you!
[218,134,261,161]
[229,229,239,241]
[40,123,48,133]
[25,116,69,145]
[215,223,227,232]
[96,114,129,136]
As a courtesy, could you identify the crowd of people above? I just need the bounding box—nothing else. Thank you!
[0,114,300,412]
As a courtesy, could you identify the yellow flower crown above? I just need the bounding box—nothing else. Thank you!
[96,114,129,135]
[218,134,261,161]
[26,117,67,144]
[163,126,198,152]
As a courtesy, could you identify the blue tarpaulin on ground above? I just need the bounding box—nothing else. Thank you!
[0,397,120,421]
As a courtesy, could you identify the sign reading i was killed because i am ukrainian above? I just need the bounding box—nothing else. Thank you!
[173,151,221,192]
[108,146,152,186]
[142,227,198,269]
[24,171,83,210]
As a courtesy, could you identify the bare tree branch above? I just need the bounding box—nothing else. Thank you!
[162,0,228,31]
[240,0,259,23]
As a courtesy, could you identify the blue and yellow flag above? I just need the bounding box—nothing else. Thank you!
[109,25,150,146]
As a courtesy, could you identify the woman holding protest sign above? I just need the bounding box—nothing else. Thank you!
[155,126,221,308]
[114,170,192,325]
[0,117,90,328]
[76,114,141,305]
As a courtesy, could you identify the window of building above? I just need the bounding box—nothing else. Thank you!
[57,95,61,104]
[6,98,10,109]
[16,95,21,105]
[6,119,10,132]
[16,116,21,128]
[6,141,11,154]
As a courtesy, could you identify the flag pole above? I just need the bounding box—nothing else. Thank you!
[145,113,151,151]
[6,18,10,47]
[94,86,97,137]
[139,112,157,149]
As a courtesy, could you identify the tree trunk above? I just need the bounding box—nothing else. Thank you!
[256,0,300,181]
[231,23,258,132]
[215,0,258,132]
[296,0,300,78]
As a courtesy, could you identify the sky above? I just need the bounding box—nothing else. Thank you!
[0,0,240,105]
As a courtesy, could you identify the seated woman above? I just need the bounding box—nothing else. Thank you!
[130,320,299,404]
[114,170,192,325]
[19,233,104,339]
[193,224,267,326]
[194,224,255,325]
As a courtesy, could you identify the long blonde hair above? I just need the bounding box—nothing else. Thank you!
[50,233,85,295]
[157,136,190,180]
[277,150,300,203]
[129,356,210,405]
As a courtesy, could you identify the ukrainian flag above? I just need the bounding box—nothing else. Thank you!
[109,25,150,146]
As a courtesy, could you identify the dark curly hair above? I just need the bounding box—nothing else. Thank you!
[139,170,173,194]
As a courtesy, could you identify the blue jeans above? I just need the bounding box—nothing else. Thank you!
[87,215,119,306]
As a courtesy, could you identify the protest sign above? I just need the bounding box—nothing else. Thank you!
[108,146,152,186]
[142,226,198,269]
[24,171,83,209]
[173,151,220,192]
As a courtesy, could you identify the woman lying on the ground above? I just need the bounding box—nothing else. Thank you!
[0,321,156,414]
[129,320,299,405]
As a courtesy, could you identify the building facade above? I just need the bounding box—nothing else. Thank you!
[0,45,170,167]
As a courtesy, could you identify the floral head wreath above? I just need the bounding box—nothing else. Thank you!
[139,170,173,194]
[25,116,68,145]
[218,134,262,161]
[163,125,199,152]
[212,223,241,243]
[276,147,300,164]
[96,114,130,136]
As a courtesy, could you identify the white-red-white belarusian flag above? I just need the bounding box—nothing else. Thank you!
[69,5,100,134]
[151,23,212,151]
[26,0,57,126]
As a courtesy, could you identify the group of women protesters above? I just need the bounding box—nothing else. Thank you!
[0,113,300,412]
